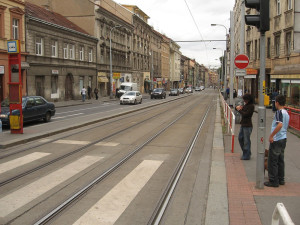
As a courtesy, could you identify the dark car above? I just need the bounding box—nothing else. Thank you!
[169,88,179,96]
[0,96,56,126]
[151,88,166,99]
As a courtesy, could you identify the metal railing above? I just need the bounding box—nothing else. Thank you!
[285,106,300,131]
[272,203,295,225]
[220,93,235,153]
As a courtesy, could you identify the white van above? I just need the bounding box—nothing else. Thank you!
[118,82,138,96]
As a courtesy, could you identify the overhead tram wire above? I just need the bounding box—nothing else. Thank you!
[183,0,209,64]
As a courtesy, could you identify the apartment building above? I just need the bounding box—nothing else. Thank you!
[170,40,181,88]
[25,2,98,101]
[234,0,300,106]
[0,0,26,102]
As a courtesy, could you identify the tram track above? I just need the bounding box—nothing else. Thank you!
[0,93,216,225]
[0,97,191,187]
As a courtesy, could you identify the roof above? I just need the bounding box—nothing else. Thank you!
[25,2,89,35]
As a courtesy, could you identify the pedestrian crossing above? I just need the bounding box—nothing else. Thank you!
[0,140,164,224]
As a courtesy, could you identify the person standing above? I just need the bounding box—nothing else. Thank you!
[81,86,87,102]
[265,95,290,187]
[94,87,99,100]
[235,94,255,160]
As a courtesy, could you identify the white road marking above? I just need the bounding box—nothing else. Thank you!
[52,113,84,119]
[95,142,119,147]
[54,140,90,145]
[73,159,163,225]
[0,152,51,174]
[0,156,103,217]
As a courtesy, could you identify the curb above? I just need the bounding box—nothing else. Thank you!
[205,98,229,225]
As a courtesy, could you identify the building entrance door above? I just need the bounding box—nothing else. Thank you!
[65,73,74,100]
[35,76,45,97]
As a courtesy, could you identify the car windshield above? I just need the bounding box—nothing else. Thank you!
[120,85,131,91]
[154,89,163,92]
[124,92,135,96]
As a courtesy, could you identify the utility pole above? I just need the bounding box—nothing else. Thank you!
[229,11,235,106]
[245,0,270,189]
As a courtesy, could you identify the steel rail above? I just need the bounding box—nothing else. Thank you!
[148,104,211,225]
[0,97,191,187]
[33,99,201,225]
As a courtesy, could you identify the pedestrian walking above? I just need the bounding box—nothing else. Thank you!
[235,94,255,160]
[81,86,87,102]
[87,86,91,99]
[265,95,290,187]
[271,89,279,112]
[94,87,99,100]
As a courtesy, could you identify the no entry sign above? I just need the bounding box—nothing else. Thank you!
[234,54,249,69]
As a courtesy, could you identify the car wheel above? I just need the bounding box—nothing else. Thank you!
[134,99,137,105]
[151,96,153,99]
[44,112,51,122]
[140,99,142,104]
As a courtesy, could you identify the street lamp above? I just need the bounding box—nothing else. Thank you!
[213,47,224,90]
[110,24,122,99]
[211,24,228,94]
[149,50,154,91]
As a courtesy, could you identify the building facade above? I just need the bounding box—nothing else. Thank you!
[0,0,26,102]
[25,2,98,101]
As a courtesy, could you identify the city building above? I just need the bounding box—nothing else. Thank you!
[25,2,98,101]
[0,0,26,102]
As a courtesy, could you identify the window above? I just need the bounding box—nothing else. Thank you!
[275,35,280,57]
[276,0,281,15]
[88,48,93,62]
[287,0,292,10]
[246,42,251,60]
[267,38,271,58]
[35,37,44,56]
[286,32,292,55]
[51,40,58,57]
[12,18,19,39]
[79,46,84,61]
[51,75,58,94]
[69,44,75,59]
[254,40,257,60]
[63,43,68,59]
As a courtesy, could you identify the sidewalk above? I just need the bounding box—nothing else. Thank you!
[223,103,300,225]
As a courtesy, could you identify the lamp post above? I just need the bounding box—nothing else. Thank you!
[110,24,122,99]
[211,24,228,95]
[213,48,224,90]
[149,50,154,91]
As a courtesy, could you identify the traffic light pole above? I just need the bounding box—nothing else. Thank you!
[256,31,266,189]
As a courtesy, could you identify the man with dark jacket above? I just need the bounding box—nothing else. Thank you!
[236,94,255,160]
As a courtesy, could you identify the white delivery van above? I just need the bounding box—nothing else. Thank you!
[118,82,138,96]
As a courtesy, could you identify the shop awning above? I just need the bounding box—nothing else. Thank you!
[98,77,109,82]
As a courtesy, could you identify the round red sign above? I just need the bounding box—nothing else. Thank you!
[234,54,249,69]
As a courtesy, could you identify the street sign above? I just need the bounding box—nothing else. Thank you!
[234,54,249,69]
[235,69,246,76]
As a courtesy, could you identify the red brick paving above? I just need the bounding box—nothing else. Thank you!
[225,153,300,225]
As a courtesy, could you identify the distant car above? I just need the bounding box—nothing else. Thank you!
[120,91,142,105]
[185,87,193,93]
[169,88,179,96]
[178,88,184,94]
[0,96,56,126]
[151,88,166,99]
[195,87,201,91]
[200,86,205,91]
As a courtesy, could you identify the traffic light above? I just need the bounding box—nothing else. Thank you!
[245,0,269,32]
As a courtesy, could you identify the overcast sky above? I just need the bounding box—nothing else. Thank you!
[117,0,234,68]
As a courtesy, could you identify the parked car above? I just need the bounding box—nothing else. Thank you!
[120,91,142,105]
[151,88,166,99]
[0,96,56,126]
[195,87,201,91]
[200,86,205,91]
[169,88,179,96]
[178,88,184,94]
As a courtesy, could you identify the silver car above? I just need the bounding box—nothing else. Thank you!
[120,91,142,105]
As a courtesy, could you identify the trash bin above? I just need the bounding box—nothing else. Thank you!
[10,115,21,129]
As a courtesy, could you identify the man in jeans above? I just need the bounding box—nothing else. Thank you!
[236,94,255,160]
[265,95,290,187]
